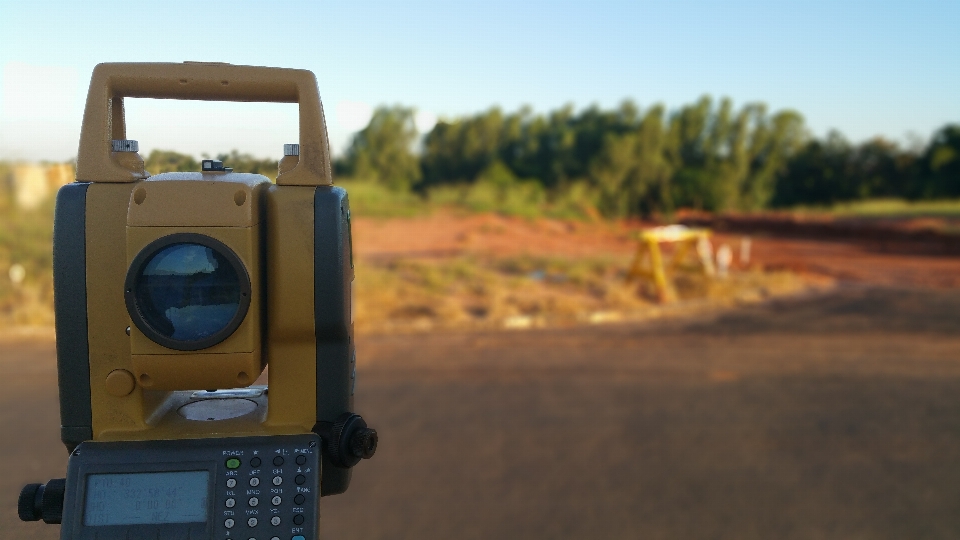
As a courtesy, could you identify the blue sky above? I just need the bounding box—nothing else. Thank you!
[1,0,958,161]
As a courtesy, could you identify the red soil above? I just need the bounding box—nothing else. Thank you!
[353,211,960,289]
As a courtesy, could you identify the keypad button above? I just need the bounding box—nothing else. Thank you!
[224,518,235,528]
[271,496,281,505]
[249,477,260,487]
[295,474,306,485]
[226,458,241,469]
[271,537,281,540]
[247,517,258,527]
[226,478,237,488]
[272,476,282,486]
[271,516,281,526]
[248,496,259,507]
[294,494,305,505]
[296,455,306,465]
[225,498,236,508]
[250,457,262,467]
[293,536,305,540]
[273,456,284,466]
[293,514,304,525]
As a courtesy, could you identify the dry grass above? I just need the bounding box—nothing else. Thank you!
[354,255,817,334]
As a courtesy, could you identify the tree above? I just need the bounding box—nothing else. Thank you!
[919,124,960,198]
[421,108,506,188]
[145,150,198,174]
[214,150,277,180]
[589,106,673,217]
[771,132,853,207]
[345,106,421,190]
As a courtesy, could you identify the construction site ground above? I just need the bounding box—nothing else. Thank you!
[357,211,960,285]
[2,212,960,538]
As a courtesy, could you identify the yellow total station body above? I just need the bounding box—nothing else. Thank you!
[53,62,371,497]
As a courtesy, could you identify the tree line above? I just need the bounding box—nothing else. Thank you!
[141,97,959,218]
[338,98,959,217]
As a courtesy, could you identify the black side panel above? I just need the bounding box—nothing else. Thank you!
[314,186,355,495]
[53,183,93,450]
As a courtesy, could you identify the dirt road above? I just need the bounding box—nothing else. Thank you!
[3,285,960,539]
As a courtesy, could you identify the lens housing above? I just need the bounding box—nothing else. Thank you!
[125,234,251,351]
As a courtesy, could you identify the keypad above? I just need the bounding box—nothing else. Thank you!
[216,435,319,540]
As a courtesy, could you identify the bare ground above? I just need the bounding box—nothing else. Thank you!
[3,285,960,539]
[354,212,960,289]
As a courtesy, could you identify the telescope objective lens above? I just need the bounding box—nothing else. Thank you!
[125,235,251,351]
[134,243,241,341]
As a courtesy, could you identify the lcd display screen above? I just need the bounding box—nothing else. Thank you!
[83,471,209,526]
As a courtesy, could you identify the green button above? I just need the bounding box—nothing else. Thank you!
[226,458,241,469]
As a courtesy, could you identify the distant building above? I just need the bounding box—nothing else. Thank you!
[12,163,74,209]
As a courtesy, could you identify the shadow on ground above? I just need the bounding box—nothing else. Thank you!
[3,286,960,539]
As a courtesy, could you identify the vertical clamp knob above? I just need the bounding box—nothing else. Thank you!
[314,413,378,468]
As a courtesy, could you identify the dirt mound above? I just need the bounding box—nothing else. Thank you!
[679,210,960,255]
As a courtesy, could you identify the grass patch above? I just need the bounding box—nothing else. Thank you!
[337,177,598,221]
[335,178,430,218]
[791,198,960,219]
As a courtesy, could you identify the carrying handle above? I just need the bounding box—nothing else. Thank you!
[75,62,332,185]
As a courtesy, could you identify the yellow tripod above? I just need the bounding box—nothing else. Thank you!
[626,226,715,302]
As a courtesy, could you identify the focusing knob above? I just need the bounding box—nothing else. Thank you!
[18,483,43,521]
[41,479,66,524]
[350,427,378,459]
[18,479,66,524]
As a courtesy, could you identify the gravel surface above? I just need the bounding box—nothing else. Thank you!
[3,286,960,539]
